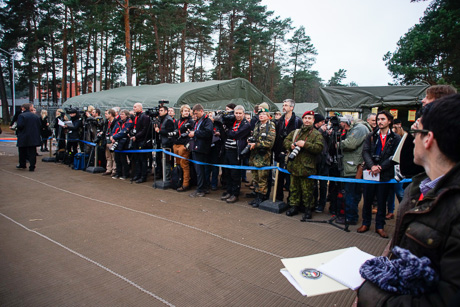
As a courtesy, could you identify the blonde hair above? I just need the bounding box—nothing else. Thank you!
[180,104,191,115]
[40,109,48,119]
[56,109,69,121]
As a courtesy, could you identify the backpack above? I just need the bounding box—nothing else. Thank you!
[170,164,183,189]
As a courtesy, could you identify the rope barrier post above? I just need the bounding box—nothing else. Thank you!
[153,148,171,189]
[258,162,289,214]
[42,137,56,162]
[86,143,105,173]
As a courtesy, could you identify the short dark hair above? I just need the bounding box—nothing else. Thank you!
[22,103,32,111]
[107,109,116,117]
[94,108,101,116]
[192,104,204,112]
[426,85,457,100]
[159,106,168,112]
[377,110,394,129]
[226,103,236,110]
[421,94,460,163]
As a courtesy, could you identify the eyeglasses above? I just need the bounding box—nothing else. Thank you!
[409,129,430,137]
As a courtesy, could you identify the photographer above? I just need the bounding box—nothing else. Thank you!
[337,115,368,225]
[172,105,195,191]
[111,109,133,180]
[53,109,68,162]
[64,109,83,165]
[154,105,175,181]
[102,109,117,176]
[359,110,401,238]
[283,111,324,219]
[313,113,331,213]
[188,104,214,197]
[130,103,151,183]
[248,108,276,207]
[221,105,251,203]
[273,99,303,203]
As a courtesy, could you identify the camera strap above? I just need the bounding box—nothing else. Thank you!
[294,128,313,143]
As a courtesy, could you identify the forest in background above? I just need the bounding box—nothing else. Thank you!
[0,0,458,123]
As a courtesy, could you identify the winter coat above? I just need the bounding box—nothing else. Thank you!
[362,129,401,182]
[191,114,213,154]
[283,125,323,177]
[358,162,460,306]
[273,112,303,161]
[339,122,368,177]
[249,120,276,167]
[173,116,195,146]
[66,115,83,142]
[133,112,151,143]
[158,115,175,148]
[225,118,251,156]
[16,110,41,148]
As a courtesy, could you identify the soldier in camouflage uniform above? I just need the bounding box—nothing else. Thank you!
[283,111,324,220]
[248,108,276,207]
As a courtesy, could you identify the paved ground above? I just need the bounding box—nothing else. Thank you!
[0,132,394,306]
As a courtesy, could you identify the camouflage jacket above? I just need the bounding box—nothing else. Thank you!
[283,125,323,177]
[249,120,276,167]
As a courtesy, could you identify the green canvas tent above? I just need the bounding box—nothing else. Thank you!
[318,85,429,116]
[318,85,429,129]
[63,78,277,112]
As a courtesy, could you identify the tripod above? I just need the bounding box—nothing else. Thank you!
[304,124,350,232]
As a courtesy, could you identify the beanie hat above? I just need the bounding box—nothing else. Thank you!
[314,113,325,124]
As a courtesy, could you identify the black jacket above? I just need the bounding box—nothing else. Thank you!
[158,114,175,148]
[273,112,303,161]
[191,114,213,154]
[133,112,151,143]
[362,129,401,182]
[225,118,251,155]
[66,115,83,142]
[16,110,41,148]
[173,116,195,146]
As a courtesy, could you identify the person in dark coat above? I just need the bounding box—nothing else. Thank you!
[188,104,213,197]
[16,103,42,171]
[39,109,51,152]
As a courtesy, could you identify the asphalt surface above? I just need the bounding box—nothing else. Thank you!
[0,132,393,306]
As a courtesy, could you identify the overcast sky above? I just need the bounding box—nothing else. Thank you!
[261,0,431,86]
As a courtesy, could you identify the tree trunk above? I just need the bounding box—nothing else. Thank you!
[104,33,109,90]
[228,8,236,79]
[123,0,132,86]
[70,7,78,96]
[83,32,92,94]
[180,2,188,83]
[100,30,103,91]
[62,6,68,103]
[0,61,11,123]
[33,13,42,104]
[93,32,97,92]
[50,33,58,105]
[216,13,223,80]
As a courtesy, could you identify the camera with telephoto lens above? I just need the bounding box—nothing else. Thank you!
[240,136,255,157]
[288,145,301,160]
[110,141,119,152]
[127,129,136,149]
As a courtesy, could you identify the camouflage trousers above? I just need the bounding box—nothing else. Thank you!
[251,169,270,195]
[290,176,315,210]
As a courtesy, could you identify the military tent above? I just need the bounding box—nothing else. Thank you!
[63,78,277,113]
[318,85,429,128]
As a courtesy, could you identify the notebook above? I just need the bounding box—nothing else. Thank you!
[280,248,349,297]
[317,247,375,290]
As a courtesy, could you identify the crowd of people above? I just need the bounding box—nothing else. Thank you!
[8,84,460,305]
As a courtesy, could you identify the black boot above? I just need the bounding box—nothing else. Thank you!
[249,193,261,206]
[252,193,264,208]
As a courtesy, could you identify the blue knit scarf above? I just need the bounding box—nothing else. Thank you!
[359,246,439,295]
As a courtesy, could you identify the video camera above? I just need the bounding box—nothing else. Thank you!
[145,100,169,119]
[65,106,86,116]
[214,110,236,127]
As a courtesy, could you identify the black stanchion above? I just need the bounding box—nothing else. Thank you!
[153,148,171,189]
[86,144,105,173]
[42,138,56,162]
[259,162,289,213]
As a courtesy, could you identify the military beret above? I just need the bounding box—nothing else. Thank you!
[302,110,315,118]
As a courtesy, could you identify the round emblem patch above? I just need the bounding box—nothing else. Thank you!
[301,268,322,279]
